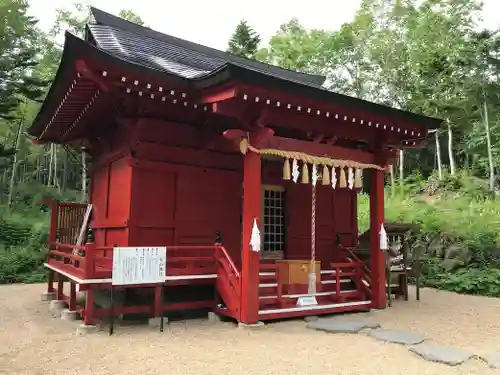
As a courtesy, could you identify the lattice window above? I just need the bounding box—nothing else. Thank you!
[262,187,285,259]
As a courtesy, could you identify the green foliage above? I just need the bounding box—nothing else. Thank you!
[0,208,49,284]
[0,0,47,119]
[227,19,261,59]
[359,171,500,297]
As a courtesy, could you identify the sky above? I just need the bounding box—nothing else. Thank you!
[28,0,500,51]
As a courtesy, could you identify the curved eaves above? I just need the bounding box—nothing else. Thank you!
[29,32,192,137]
[192,63,442,130]
[28,33,80,137]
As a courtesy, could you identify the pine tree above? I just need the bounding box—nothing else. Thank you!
[0,0,47,120]
[227,20,261,59]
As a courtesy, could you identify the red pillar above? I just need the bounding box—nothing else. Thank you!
[369,168,386,309]
[240,151,261,324]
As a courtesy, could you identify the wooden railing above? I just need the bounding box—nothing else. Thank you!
[336,246,372,297]
[214,245,241,319]
[43,201,88,245]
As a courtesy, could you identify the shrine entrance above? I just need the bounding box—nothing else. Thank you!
[261,185,286,260]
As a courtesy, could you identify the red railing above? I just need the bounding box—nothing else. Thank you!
[337,246,372,297]
[214,245,241,318]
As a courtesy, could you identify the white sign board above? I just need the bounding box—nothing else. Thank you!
[112,247,167,286]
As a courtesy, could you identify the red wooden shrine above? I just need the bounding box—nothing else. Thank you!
[30,8,441,327]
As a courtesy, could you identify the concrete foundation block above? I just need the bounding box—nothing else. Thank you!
[238,321,265,330]
[49,300,66,318]
[208,312,222,322]
[41,292,56,302]
[61,309,79,321]
[76,324,99,335]
[148,317,168,328]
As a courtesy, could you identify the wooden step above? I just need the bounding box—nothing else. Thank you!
[258,289,361,307]
[258,300,372,320]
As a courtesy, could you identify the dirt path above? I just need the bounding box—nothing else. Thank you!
[0,284,499,375]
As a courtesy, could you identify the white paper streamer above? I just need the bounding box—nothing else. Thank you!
[331,167,337,189]
[292,159,300,183]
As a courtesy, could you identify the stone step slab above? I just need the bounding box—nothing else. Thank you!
[307,318,380,333]
[409,342,473,366]
[368,328,426,345]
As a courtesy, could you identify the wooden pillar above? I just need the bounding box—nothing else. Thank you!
[369,168,386,309]
[153,285,163,317]
[47,269,55,293]
[240,151,261,324]
[84,288,95,325]
[69,282,76,311]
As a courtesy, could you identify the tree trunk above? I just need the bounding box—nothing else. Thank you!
[434,130,443,179]
[81,150,87,203]
[447,119,456,175]
[7,121,24,208]
[399,149,404,194]
[483,101,495,191]
[48,144,53,186]
[389,164,396,197]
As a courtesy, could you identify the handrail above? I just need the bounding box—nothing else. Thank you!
[215,245,240,279]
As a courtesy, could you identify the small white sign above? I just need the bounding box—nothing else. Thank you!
[297,295,318,306]
[112,247,167,286]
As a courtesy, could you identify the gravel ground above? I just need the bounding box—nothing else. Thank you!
[0,284,499,375]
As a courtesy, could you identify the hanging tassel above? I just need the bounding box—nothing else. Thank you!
[240,138,249,154]
[283,158,291,180]
[339,167,347,188]
[292,159,300,183]
[331,167,337,189]
[301,163,309,184]
[354,168,362,188]
[311,164,319,186]
[322,165,330,185]
[347,167,355,189]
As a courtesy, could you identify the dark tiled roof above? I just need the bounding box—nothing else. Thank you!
[88,7,327,88]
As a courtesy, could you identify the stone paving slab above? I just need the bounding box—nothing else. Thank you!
[480,352,500,369]
[307,318,380,333]
[409,342,474,366]
[368,328,426,345]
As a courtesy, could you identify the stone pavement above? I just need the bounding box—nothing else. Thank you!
[306,315,499,368]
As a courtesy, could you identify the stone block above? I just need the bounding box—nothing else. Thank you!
[49,300,66,318]
[238,321,265,329]
[76,324,99,335]
[61,309,79,321]
[41,292,56,302]
[208,312,222,322]
[148,317,168,328]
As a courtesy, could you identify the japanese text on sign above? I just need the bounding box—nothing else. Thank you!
[112,247,167,286]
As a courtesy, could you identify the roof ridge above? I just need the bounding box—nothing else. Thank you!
[89,7,327,87]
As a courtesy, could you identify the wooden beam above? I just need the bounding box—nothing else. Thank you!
[222,129,392,166]
[75,60,110,92]
[200,84,238,104]
[235,83,428,137]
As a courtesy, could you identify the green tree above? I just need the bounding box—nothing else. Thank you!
[0,0,47,120]
[51,2,145,40]
[118,9,145,26]
[227,20,261,59]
